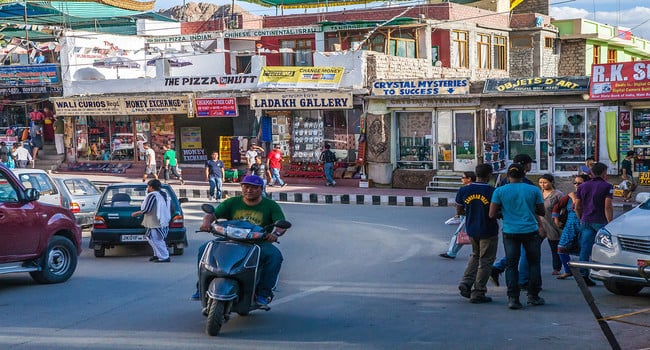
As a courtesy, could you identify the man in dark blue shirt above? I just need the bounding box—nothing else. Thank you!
[456,163,499,303]
[205,151,225,202]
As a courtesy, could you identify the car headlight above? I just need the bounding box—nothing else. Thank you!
[594,227,613,249]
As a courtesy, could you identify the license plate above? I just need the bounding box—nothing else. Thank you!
[121,235,146,242]
[637,259,650,267]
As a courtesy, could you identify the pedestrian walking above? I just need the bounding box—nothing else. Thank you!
[440,171,476,259]
[131,179,171,263]
[620,150,637,202]
[141,142,157,182]
[53,115,65,155]
[205,151,225,201]
[13,142,32,168]
[267,144,286,187]
[456,164,499,303]
[537,174,563,276]
[250,155,269,196]
[245,143,265,172]
[489,163,545,309]
[162,143,184,185]
[319,144,337,187]
[574,162,613,286]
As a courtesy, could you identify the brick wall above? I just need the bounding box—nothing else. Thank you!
[558,39,587,76]
[510,48,535,76]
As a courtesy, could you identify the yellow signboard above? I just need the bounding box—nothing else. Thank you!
[258,66,344,88]
[638,172,650,185]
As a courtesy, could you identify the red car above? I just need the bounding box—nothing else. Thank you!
[0,164,82,284]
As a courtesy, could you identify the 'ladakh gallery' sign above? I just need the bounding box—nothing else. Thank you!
[52,95,190,116]
[250,92,352,110]
[589,60,650,100]
[483,76,590,93]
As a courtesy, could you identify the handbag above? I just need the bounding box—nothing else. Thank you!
[456,226,471,245]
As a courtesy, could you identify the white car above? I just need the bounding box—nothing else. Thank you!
[11,168,62,207]
[591,192,650,296]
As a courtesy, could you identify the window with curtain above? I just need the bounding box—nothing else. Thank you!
[477,33,491,69]
[452,31,469,68]
[280,40,312,66]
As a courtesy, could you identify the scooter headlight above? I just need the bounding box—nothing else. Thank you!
[225,226,252,239]
[594,227,613,249]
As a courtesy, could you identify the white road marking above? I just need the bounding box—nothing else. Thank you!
[391,244,420,262]
[272,286,332,306]
[349,220,408,231]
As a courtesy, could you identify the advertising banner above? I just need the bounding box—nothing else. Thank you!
[483,76,590,93]
[372,78,470,96]
[258,66,344,88]
[251,92,352,110]
[195,98,238,117]
[52,97,124,116]
[180,127,202,150]
[123,95,189,115]
[590,60,650,100]
[0,64,59,86]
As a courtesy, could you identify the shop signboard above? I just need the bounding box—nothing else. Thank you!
[590,60,650,100]
[0,64,59,86]
[372,78,470,96]
[123,96,189,115]
[0,85,62,96]
[180,127,202,150]
[483,76,589,93]
[251,92,352,110]
[223,25,320,39]
[258,67,344,88]
[638,172,650,185]
[52,97,124,116]
[195,98,238,117]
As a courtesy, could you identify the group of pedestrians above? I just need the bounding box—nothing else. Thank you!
[445,153,614,309]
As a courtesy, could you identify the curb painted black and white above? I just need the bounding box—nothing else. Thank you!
[176,188,456,207]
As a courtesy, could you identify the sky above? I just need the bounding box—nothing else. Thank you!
[153,0,650,40]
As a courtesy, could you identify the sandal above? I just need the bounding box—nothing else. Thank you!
[551,270,561,275]
[556,273,573,280]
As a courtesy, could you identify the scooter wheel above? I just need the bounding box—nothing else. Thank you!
[206,300,226,336]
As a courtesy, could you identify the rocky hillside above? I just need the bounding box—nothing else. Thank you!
[157,1,251,22]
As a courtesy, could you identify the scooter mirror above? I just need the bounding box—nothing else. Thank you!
[274,220,292,229]
[201,203,215,214]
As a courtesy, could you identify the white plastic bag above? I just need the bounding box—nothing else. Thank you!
[619,180,629,191]
[445,216,461,225]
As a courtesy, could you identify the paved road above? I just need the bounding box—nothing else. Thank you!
[1,203,648,349]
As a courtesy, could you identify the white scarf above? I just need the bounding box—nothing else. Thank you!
[142,190,171,227]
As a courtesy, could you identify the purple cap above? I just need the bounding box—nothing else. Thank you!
[241,175,264,187]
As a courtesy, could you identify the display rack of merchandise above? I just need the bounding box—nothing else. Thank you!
[398,136,432,169]
[219,136,232,168]
[292,117,323,162]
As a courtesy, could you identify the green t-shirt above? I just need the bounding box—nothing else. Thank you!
[163,149,177,166]
[213,196,285,227]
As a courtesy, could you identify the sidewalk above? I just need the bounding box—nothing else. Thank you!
[52,163,637,208]
[52,164,456,207]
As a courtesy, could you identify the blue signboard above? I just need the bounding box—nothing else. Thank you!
[0,64,59,86]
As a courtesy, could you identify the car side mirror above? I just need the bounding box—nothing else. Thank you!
[274,220,292,229]
[201,203,215,213]
[24,188,40,202]
[179,197,189,204]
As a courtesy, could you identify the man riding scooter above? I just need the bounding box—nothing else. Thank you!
[197,174,289,308]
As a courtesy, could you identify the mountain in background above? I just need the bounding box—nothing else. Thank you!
[157,1,251,22]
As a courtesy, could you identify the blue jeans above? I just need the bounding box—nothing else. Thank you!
[209,176,223,200]
[270,167,284,186]
[324,162,335,184]
[503,232,542,297]
[579,222,605,277]
[197,240,283,299]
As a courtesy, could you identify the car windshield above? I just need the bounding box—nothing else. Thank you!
[101,186,177,209]
[639,199,650,210]
[62,179,101,196]
[18,173,57,195]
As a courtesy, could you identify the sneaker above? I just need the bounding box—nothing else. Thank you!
[154,257,170,263]
[281,183,287,187]
[470,295,493,304]
[325,182,332,186]
[508,297,523,310]
[458,284,471,299]
[490,268,502,287]
[439,253,455,259]
[191,290,200,301]
[180,179,185,185]
[332,181,336,187]
[255,295,271,310]
[148,256,158,262]
[527,295,545,306]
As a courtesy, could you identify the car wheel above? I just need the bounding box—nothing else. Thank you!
[603,279,644,296]
[30,236,78,284]
[94,246,106,258]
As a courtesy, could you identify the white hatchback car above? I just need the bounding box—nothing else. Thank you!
[591,192,650,296]
[11,168,62,207]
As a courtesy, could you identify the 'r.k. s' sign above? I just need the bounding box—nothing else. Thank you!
[590,60,650,100]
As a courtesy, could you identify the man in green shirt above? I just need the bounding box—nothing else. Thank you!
[197,175,288,307]
[162,143,184,185]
